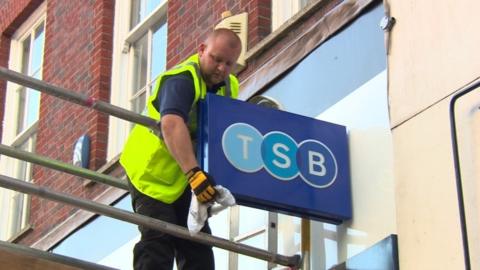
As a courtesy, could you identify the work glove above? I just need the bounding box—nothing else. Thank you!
[186,167,217,203]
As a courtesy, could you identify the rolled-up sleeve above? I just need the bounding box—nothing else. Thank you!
[156,74,195,123]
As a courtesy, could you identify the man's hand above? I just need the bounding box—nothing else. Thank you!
[186,167,217,203]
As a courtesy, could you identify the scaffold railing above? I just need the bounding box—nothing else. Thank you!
[0,144,128,190]
[0,67,160,132]
[0,174,301,268]
[0,66,302,268]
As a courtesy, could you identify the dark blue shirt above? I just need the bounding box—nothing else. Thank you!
[154,73,225,122]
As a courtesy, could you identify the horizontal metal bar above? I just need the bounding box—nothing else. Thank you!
[0,144,127,190]
[0,67,160,132]
[233,227,266,242]
[0,240,117,270]
[0,175,301,268]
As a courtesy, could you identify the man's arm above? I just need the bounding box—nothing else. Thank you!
[156,75,197,173]
[160,114,197,173]
[158,75,217,203]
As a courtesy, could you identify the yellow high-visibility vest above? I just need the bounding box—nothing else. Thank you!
[120,54,239,203]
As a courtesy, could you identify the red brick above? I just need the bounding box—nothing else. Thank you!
[166,0,272,66]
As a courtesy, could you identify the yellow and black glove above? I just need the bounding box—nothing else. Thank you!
[186,167,217,203]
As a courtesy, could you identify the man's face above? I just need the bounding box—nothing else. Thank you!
[198,35,241,87]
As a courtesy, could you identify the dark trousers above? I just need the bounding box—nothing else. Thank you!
[128,181,214,270]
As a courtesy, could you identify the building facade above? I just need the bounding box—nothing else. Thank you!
[0,0,479,269]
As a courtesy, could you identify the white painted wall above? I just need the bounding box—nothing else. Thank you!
[388,0,480,268]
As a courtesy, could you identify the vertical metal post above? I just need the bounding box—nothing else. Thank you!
[229,205,239,270]
[301,218,311,270]
[267,212,278,270]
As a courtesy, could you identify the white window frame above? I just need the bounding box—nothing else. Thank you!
[271,0,313,31]
[108,0,168,160]
[0,1,46,241]
[127,1,168,113]
[127,16,167,115]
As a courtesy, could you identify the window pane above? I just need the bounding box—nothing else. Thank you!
[145,0,162,18]
[150,21,167,81]
[277,214,301,255]
[17,22,44,134]
[9,135,35,236]
[24,88,40,128]
[17,86,40,134]
[31,22,45,76]
[16,134,35,180]
[271,0,313,31]
[9,192,25,234]
[130,0,141,28]
[16,87,26,134]
[132,33,148,96]
[131,0,164,29]
[131,89,146,114]
[13,137,28,233]
[15,159,28,181]
[21,37,31,75]
[238,206,267,235]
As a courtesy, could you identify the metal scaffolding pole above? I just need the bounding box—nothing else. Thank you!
[0,67,160,132]
[0,174,301,268]
[0,241,117,270]
[0,144,127,190]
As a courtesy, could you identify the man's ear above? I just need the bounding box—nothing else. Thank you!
[198,43,206,56]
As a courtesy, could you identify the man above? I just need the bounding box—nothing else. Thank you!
[120,28,242,270]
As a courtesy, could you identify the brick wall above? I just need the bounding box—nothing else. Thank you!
[0,0,114,245]
[166,0,271,68]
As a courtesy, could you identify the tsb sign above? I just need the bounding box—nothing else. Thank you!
[199,94,351,222]
[222,123,338,188]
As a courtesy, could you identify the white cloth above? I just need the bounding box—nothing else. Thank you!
[187,185,236,234]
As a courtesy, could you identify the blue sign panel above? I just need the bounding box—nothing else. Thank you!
[198,94,351,223]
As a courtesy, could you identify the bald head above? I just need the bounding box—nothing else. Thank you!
[205,28,242,51]
[198,28,242,87]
